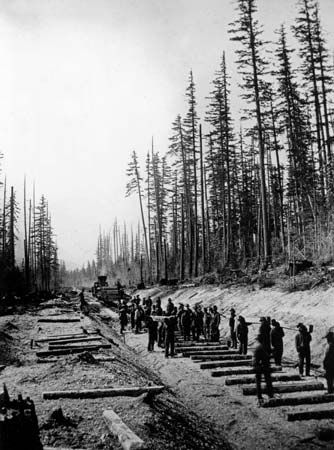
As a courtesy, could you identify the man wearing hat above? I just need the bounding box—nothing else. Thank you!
[253,334,274,406]
[259,316,271,355]
[323,331,334,394]
[295,323,312,376]
[229,308,237,349]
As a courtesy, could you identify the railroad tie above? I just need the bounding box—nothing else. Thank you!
[242,381,325,396]
[225,373,301,386]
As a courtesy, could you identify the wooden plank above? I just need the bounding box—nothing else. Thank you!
[43,385,164,400]
[48,343,111,350]
[192,354,252,362]
[48,336,102,345]
[183,350,239,357]
[263,393,334,408]
[200,360,253,370]
[36,334,99,343]
[103,409,145,450]
[36,344,111,357]
[37,317,81,323]
[243,382,325,396]
[225,374,301,386]
[287,409,334,422]
[37,355,116,364]
[36,333,88,342]
[211,367,282,377]
[176,345,228,353]
[175,342,221,347]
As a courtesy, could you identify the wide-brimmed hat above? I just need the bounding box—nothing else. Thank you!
[297,322,304,329]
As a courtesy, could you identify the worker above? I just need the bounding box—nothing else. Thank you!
[295,323,312,376]
[166,298,175,316]
[236,315,248,355]
[164,310,177,357]
[182,304,192,341]
[253,334,274,406]
[270,319,284,366]
[259,317,271,355]
[323,331,334,394]
[229,308,237,349]
[177,304,185,334]
[119,305,128,334]
[210,306,221,342]
[203,307,211,341]
[146,316,158,352]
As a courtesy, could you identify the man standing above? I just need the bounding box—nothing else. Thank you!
[166,298,175,316]
[253,334,274,406]
[203,307,211,341]
[295,323,312,376]
[79,289,85,313]
[259,317,271,355]
[182,304,192,341]
[119,304,128,334]
[229,308,237,349]
[210,306,221,342]
[323,331,334,394]
[270,319,284,366]
[146,316,158,352]
[164,310,177,357]
[236,316,248,355]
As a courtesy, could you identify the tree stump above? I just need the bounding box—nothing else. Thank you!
[0,384,43,450]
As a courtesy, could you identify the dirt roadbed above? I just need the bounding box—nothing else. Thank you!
[0,299,230,450]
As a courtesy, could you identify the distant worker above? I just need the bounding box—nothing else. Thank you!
[203,307,211,341]
[146,316,158,352]
[270,319,284,366]
[79,289,85,313]
[166,298,175,316]
[229,308,237,349]
[259,317,271,355]
[182,304,192,341]
[295,323,312,376]
[253,334,274,406]
[119,305,128,334]
[236,315,248,355]
[210,306,221,342]
[323,331,334,394]
[164,310,177,358]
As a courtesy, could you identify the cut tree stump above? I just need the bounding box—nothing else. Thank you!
[192,354,252,362]
[37,317,81,323]
[211,367,282,377]
[103,409,144,450]
[43,385,164,400]
[287,409,334,421]
[200,360,253,370]
[242,381,325,396]
[263,393,334,408]
[225,374,301,386]
[36,344,111,357]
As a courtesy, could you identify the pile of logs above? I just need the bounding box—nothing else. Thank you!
[0,384,42,450]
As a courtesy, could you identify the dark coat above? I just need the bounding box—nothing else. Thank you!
[324,342,334,374]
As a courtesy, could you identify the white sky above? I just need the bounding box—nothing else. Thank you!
[0,0,334,268]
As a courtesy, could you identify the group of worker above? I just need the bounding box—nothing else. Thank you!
[118,295,334,402]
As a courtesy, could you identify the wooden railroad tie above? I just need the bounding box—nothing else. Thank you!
[242,381,325,396]
[263,393,334,408]
[37,317,81,323]
[211,367,283,377]
[192,354,252,362]
[225,373,301,386]
[176,345,228,353]
[200,360,253,370]
[286,409,334,421]
[182,350,239,357]
[43,385,164,400]
[36,344,111,357]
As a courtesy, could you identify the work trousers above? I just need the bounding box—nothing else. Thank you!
[239,338,248,355]
[230,328,237,349]
[147,335,155,352]
[165,333,175,357]
[325,372,334,394]
[255,369,274,399]
[298,348,311,376]
[272,346,283,366]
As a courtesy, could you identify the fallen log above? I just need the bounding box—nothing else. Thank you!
[243,381,325,396]
[36,344,111,357]
[263,393,334,408]
[43,385,164,400]
[192,354,252,362]
[211,367,282,377]
[200,360,253,370]
[103,409,145,450]
[225,374,301,386]
[287,409,334,421]
[37,317,81,323]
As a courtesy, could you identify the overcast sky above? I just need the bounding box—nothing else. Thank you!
[1,0,334,268]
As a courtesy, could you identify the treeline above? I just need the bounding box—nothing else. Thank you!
[88,0,334,286]
[0,166,61,296]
